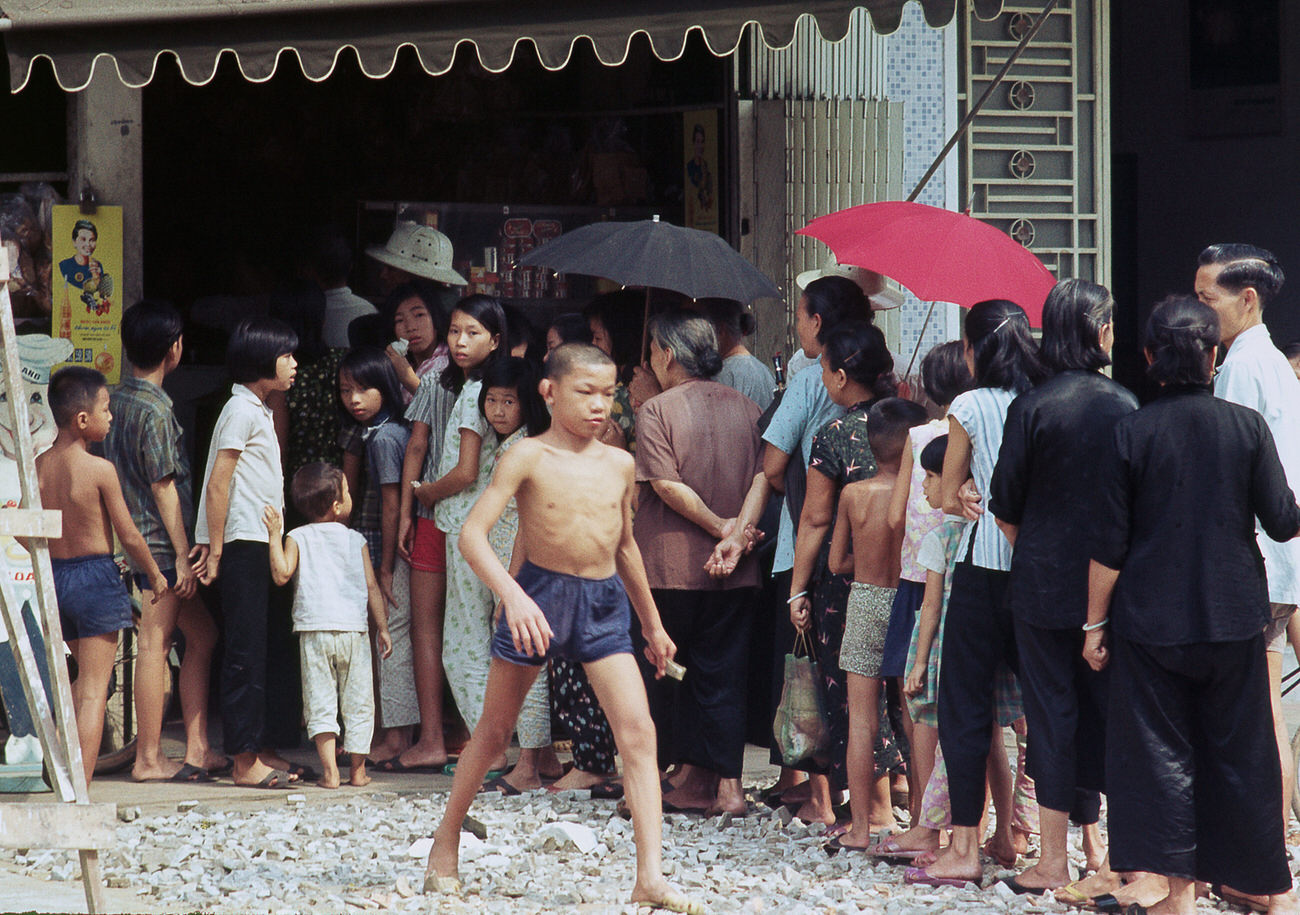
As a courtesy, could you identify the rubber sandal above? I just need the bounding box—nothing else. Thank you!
[904,866,978,889]
[1211,885,1269,913]
[478,774,522,796]
[237,768,295,789]
[823,835,873,856]
[169,762,217,783]
[866,838,928,862]
[371,756,446,774]
[204,757,233,777]
[1002,876,1052,896]
[589,780,624,800]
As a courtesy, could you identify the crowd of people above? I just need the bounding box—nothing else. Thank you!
[35,224,1300,915]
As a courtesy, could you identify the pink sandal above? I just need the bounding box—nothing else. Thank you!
[904,866,979,889]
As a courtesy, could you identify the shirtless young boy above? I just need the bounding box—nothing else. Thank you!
[37,367,170,785]
[424,343,701,914]
[818,397,928,851]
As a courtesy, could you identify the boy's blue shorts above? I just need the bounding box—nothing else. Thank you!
[132,567,178,595]
[53,554,133,640]
[491,561,634,666]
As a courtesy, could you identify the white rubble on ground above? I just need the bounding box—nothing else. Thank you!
[0,787,1277,913]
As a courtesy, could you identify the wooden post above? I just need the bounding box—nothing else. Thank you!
[0,248,109,913]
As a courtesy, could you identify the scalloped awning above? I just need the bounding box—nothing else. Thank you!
[0,0,1005,93]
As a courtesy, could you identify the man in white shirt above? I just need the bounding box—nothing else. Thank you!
[1195,244,1300,837]
[312,226,377,349]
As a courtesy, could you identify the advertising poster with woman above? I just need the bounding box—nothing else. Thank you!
[683,110,719,234]
[51,205,123,383]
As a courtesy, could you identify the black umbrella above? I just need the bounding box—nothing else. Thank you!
[518,216,781,303]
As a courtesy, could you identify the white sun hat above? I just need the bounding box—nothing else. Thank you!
[795,261,904,311]
[365,222,467,286]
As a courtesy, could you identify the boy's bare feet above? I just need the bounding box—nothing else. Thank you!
[630,876,704,914]
[424,832,459,892]
[318,773,340,789]
[350,754,371,788]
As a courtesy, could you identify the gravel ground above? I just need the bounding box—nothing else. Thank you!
[8,781,1285,914]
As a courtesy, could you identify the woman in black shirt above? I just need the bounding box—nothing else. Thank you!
[1085,295,1300,914]
[988,280,1137,892]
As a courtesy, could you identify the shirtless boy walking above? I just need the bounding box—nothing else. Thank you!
[425,343,701,914]
[38,367,170,785]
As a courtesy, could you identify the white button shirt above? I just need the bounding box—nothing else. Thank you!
[195,384,284,545]
[1214,323,1300,603]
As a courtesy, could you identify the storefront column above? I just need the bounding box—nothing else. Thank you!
[66,67,142,309]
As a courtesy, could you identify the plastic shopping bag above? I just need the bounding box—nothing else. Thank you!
[772,630,828,766]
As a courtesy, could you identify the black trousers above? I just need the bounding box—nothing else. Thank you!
[1015,619,1106,822]
[937,561,1018,827]
[767,570,801,767]
[1107,634,1290,895]
[219,541,271,755]
[638,587,755,778]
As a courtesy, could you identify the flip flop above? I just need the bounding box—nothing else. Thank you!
[662,800,710,815]
[237,768,295,789]
[904,866,978,889]
[588,780,624,800]
[866,838,929,862]
[1001,876,1052,896]
[371,756,447,774]
[478,775,522,796]
[1093,893,1123,914]
[442,762,508,779]
[1055,881,1096,908]
[1211,885,1270,913]
[823,835,874,856]
[286,763,319,782]
[170,763,217,783]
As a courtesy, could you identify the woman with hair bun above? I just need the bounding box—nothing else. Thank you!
[633,310,764,817]
[1084,294,1300,915]
[699,297,775,409]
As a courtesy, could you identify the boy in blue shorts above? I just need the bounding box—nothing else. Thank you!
[37,367,170,785]
[425,343,700,914]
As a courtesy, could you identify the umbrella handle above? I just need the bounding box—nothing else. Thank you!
[641,288,651,365]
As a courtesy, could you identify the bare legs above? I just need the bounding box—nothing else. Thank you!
[132,588,220,780]
[402,569,449,768]
[837,672,880,848]
[312,732,369,788]
[428,655,696,910]
[68,633,118,786]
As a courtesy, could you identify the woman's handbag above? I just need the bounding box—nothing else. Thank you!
[772,630,829,765]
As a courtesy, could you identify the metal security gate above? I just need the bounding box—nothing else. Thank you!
[739,97,905,361]
[959,0,1110,286]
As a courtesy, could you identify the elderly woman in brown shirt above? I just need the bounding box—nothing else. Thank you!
[633,310,763,816]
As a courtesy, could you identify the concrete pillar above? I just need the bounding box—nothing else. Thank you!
[66,66,143,309]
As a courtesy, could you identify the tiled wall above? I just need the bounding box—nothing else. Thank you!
[885,4,963,368]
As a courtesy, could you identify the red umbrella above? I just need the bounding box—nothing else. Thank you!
[797,201,1056,324]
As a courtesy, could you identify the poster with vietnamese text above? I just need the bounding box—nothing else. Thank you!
[52,205,123,383]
